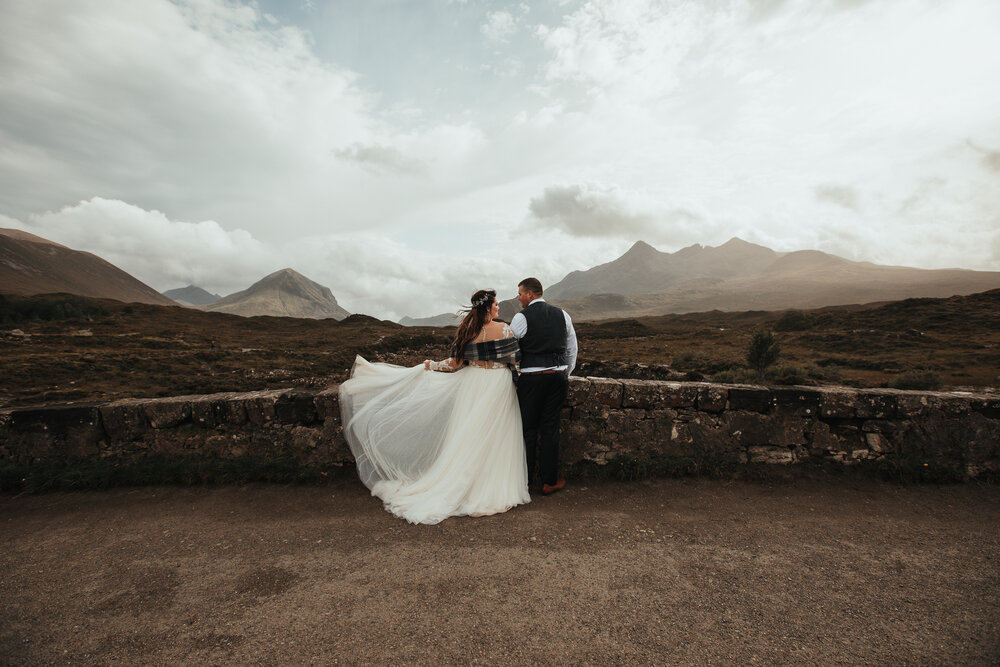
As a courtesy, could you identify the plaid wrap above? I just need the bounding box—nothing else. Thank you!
[451,336,521,365]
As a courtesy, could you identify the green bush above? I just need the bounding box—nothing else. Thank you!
[747,330,780,379]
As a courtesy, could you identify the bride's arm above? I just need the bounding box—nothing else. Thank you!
[424,357,462,372]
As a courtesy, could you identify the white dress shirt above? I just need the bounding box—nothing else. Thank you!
[510,298,578,375]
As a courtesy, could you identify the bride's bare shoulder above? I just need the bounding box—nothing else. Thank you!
[484,320,510,340]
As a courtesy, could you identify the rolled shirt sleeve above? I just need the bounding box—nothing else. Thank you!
[563,310,577,376]
[510,311,527,339]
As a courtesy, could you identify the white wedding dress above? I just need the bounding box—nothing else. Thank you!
[339,333,530,524]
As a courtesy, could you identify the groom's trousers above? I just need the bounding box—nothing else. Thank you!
[517,371,569,486]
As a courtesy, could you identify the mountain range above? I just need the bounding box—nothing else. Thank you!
[5,227,999,323]
[1,228,349,320]
[0,228,176,306]
[540,238,1000,320]
[399,313,462,327]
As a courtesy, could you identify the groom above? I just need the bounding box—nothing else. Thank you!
[510,277,578,495]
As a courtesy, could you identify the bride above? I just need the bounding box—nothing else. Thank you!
[339,289,530,524]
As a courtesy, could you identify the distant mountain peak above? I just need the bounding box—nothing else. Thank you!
[205,268,350,320]
[163,285,221,306]
[719,236,751,247]
[627,240,656,252]
[621,240,663,262]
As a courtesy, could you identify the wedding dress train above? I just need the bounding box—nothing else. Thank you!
[339,356,530,524]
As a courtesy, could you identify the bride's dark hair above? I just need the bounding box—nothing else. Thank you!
[452,289,496,363]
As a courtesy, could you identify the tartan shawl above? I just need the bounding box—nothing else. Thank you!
[451,336,521,365]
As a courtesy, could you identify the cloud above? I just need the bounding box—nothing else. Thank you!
[967,140,1000,173]
[481,10,517,43]
[815,185,862,212]
[10,198,277,295]
[528,184,657,238]
[0,0,493,240]
[334,143,424,175]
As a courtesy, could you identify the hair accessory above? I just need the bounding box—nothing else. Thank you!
[472,290,494,308]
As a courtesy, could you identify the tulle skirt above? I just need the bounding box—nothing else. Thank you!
[339,356,530,524]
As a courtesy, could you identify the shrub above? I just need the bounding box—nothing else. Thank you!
[774,309,814,331]
[889,371,943,390]
[747,330,780,379]
[769,364,810,385]
[711,368,759,384]
[0,294,108,323]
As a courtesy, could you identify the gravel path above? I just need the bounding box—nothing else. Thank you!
[2,478,998,665]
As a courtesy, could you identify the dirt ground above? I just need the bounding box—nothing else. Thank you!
[1,478,998,665]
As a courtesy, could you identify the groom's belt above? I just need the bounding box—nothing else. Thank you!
[520,369,563,375]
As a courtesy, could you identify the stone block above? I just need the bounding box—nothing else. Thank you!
[620,379,660,409]
[724,411,772,446]
[190,393,247,428]
[855,390,899,419]
[695,384,728,413]
[807,421,842,454]
[100,400,149,442]
[897,393,931,418]
[748,445,793,464]
[314,388,341,422]
[772,387,822,417]
[590,378,624,409]
[142,398,191,429]
[766,417,808,447]
[3,404,104,461]
[925,393,972,417]
[644,408,678,435]
[291,425,322,450]
[727,386,773,413]
[621,380,698,409]
[817,388,858,419]
[275,390,318,425]
[566,377,592,408]
[244,391,281,426]
[686,418,739,455]
[970,396,1000,419]
[865,433,889,453]
[861,419,900,434]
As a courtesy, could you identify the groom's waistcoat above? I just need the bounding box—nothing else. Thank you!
[519,300,567,369]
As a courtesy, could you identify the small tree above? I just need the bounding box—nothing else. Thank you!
[747,330,780,380]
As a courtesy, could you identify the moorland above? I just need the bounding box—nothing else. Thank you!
[1,289,998,408]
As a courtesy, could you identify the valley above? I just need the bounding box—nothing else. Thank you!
[2,289,997,408]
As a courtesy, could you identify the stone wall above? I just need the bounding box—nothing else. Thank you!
[2,379,998,479]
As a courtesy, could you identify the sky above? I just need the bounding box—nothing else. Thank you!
[1,0,999,320]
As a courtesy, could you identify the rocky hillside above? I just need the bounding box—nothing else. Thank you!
[0,228,176,306]
[205,268,350,320]
[163,285,221,306]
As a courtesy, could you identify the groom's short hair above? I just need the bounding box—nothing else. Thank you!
[518,277,543,296]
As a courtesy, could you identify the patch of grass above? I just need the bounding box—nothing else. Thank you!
[889,370,943,391]
[774,309,814,331]
[710,367,759,384]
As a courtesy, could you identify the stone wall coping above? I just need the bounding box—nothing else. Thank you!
[3,380,998,417]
